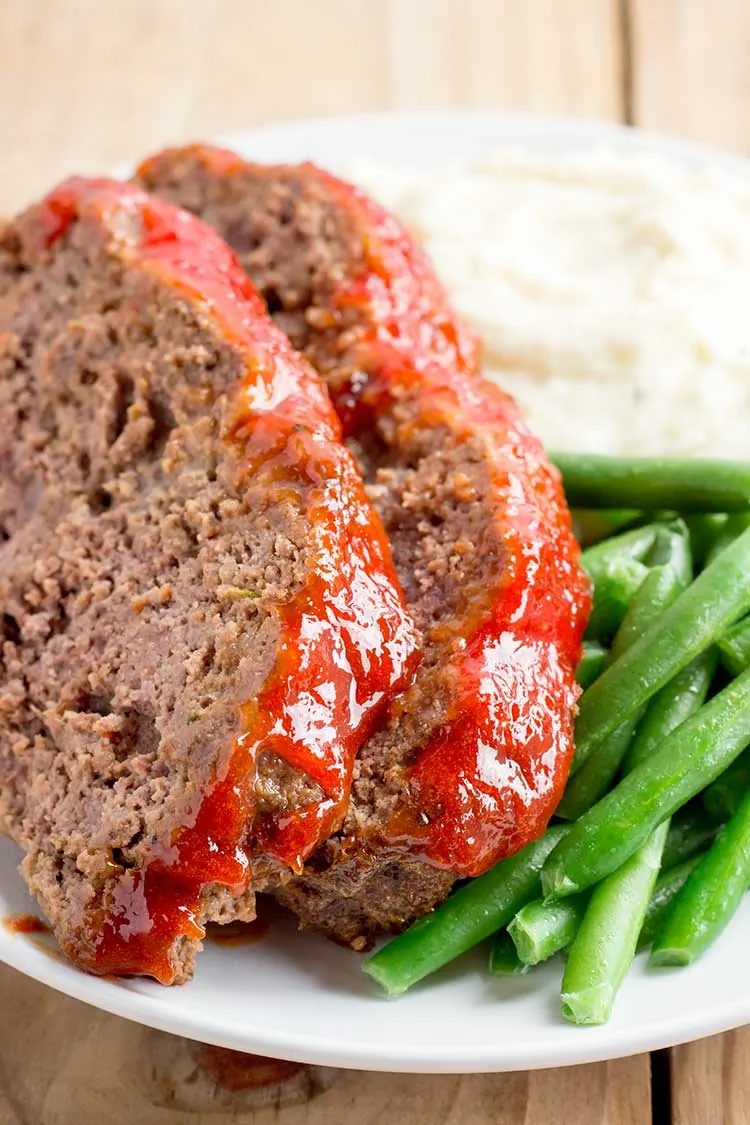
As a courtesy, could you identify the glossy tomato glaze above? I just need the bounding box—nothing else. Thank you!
[290,161,590,875]
[34,178,420,980]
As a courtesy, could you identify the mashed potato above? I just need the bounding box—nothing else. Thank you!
[347,150,750,457]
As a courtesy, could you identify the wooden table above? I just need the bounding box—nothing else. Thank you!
[1,2,749,1122]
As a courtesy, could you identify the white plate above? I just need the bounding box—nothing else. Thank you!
[3,112,750,1073]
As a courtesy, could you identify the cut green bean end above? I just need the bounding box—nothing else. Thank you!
[362,957,407,997]
[561,983,615,1026]
[541,869,579,901]
[649,946,693,968]
[489,932,531,976]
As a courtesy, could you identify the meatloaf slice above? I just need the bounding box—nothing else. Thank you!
[0,177,419,981]
[138,147,590,947]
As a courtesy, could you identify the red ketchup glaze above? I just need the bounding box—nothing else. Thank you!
[34,178,420,981]
[267,160,590,875]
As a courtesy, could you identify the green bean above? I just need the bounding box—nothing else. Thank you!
[584,558,649,643]
[579,525,660,587]
[557,717,636,820]
[607,568,679,664]
[608,523,692,661]
[551,453,750,513]
[684,514,729,571]
[507,808,714,969]
[646,519,694,576]
[561,821,668,1025]
[651,788,750,966]
[574,526,750,768]
[576,642,608,690]
[718,615,750,677]
[488,931,531,975]
[572,510,643,549]
[508,852,708,967]
[508,894,588,966]
[624,650,717,773]
[364,825,568,996]
[703,747,750,823]
[662,805,720,870]
[573,543,691,775]
[542,665,750,899]
[558,601,706,1018]
[559,654,714,1009]
[637,854,704,950]
[566,531,695,799]
[705,513,750,566]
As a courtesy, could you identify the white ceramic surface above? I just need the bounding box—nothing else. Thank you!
[2,113,750,1073]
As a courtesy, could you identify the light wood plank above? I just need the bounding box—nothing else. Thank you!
[0,964,650,1125]
[630,0,750,153]
[670,1031,750,1125]
[0,0,623,214]
[383,0,622,116]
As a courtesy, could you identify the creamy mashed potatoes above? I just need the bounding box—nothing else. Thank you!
[347,150,750,456]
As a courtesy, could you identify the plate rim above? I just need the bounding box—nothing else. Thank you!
[4,916,750,1073]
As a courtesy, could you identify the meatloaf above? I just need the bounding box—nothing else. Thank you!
[0,176,420,981]
[138,146,591,947]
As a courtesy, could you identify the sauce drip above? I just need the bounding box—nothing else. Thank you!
[3,913,51,935]
[193,1045,303,1091]
[36,179,419,981]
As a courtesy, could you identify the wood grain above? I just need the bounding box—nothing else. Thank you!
[630,0,750,153]
[0,0,622,213]
[0,964,651,1125]
[669,1031,750,1125]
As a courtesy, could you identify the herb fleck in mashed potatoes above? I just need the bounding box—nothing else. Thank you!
[349,150,750,456]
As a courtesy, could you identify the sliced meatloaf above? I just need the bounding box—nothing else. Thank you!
[137,147,591,947]
[0,177,419,980]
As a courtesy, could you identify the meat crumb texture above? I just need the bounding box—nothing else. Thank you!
[0,175,418,981]
[139,146,590,950]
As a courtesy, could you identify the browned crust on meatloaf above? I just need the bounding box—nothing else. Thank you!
[137,151,578,948]
[0,184,398,978]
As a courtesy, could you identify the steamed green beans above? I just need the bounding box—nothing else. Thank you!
[508,894,588,966]
[576,643,609,689]
[624,650,717,773]
[560,822,668,1025]
[572,509,643,548]
[652,789,750,966]
[564,532,694,807]
[557,717,636,820]
[584,558,649,643]
[552,453,750,513]
[574,526,750,768]
[705,513,750,567]
[579,525,660,585]
[703,748,750,822]
[637,854,704,951]
[489,931,531,975]
[718,615,750,677]
[685,514,729,570]
[543,665,750,900]
[557,584,708,1019]
[662,806,720,869]
[507,848,711,969]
